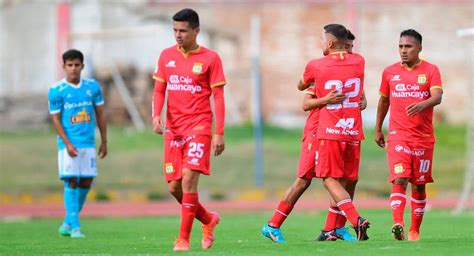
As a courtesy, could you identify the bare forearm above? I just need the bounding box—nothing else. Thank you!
[375,98,390,132]
[51,115,71,145]
[303,97,327,111]
[97,114,107,143]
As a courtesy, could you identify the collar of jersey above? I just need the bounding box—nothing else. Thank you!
[63,78,82,88]
[177,45,201,58]
[329,51,347,60]
[400,59,423,71]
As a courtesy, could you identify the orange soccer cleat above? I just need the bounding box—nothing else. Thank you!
[173,238,189,251]
[201,212,221,249]
[408,230,420,241]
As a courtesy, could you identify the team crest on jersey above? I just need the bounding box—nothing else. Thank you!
[165,163,174,174]
[418,74,427,85]
[394,164,404,174]
[86,89,92,96]
[71,108,91,124]
[192,63,203,74]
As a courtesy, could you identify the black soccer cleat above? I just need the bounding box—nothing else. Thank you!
[315,230,338,241]
[354,217,370,241]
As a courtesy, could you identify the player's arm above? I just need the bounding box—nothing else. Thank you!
[95,104,107,159]
[297,79,311,91]
[302,90,346,111]
[152,80,166,134]
[51,113,78,157]
[212,86,225,156]
[375,95,390,148]
[360,90,367,110]
[406,88,443,117]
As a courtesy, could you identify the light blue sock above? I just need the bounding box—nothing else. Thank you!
[64,185,80,229]
[78,187,90,212]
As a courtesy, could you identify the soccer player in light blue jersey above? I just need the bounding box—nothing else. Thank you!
[48,49,107,238]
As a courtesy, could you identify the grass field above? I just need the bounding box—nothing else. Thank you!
[0,124,467,200]
[0,210,473,255]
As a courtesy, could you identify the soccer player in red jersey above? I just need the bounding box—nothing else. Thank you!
[375,29,443,241]
[261,85,346,242]
[151,9,226,251]
[317,29,367,241]
[298,24,370,241]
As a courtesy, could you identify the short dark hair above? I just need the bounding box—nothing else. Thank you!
[62,49,84,64]
[400,29,422,45]
[173,8,199,28]
[324,24,348,41]
[347,30,356,41]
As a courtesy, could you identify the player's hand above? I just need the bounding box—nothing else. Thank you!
[359,96,367,110]
[406,102,426,117]
[98,142,107,159]
[212,134,225,156]
[324,90,346,104]
[152,116,164,134]
[66,143,78,157]
[375,130,386,148]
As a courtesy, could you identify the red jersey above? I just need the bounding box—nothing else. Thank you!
[379,60,442,142]
[153,45,226,137]
[301,86,320,140]
[302,52,365,141]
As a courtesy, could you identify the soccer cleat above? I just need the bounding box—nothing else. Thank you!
[316,230,338,241]
[70,228,85,238]
[173,238,190,251]
[354,217,370,241]
[391,223,405,240]
[335,227,357,241]
[202,212,221,249]
[408,230,420,241]
[58,223,71,236]
[261,224,286,243]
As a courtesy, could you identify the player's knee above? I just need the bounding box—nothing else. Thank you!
[413,184,425,192]
[79,178,93,189]
[295,178,311,191]
[393,178,408,186]
[67,178,79,188]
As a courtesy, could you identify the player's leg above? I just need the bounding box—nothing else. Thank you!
[323,177,369,240]
[64,178,82,237]
[390,178,408,240]
[263,177,312,242]
[408,184,426,241]
[168,180,213,225]
[331,179,358,241]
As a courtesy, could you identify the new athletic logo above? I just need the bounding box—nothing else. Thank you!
[167,75,202,94]
[392,83,429,99]
[395,144,425,156]
[326,118,359,136]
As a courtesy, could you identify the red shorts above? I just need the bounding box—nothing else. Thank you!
[297,133,318,179]
[386,140,434,185]
[163,135,212,182]
[316,139,360,180]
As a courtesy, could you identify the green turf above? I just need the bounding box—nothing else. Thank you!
[0,210,473,255]
[0,124,467,197]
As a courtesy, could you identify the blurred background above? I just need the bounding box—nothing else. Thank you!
[0,0,472,208]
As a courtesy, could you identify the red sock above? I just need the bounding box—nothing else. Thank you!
[336,199,360,226]
[174,197,212,224]
[323,206,339,231]
[390,184,407,225]
[268,201,294,228]
[410,188,426,232]
[335,209,347,229]
[195,203,212,225]
[179,193,199,240]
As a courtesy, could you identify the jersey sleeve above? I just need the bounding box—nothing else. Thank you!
[48,86,62,114]
[379,68,390,97]
[305,85,316,95]
[152,52,166,83]
[429,65,443,91]
[209,53,226,87]
[301,61,315,85]
[93,81,105,106]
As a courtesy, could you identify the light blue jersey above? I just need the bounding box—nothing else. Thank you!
[48,78,104,150]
